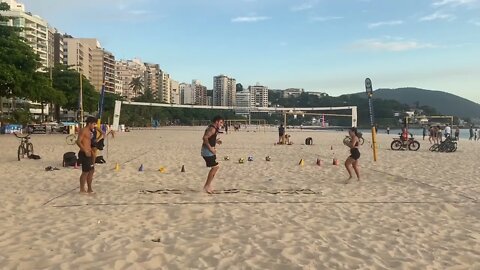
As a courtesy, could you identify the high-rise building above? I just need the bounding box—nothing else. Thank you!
[236,90,252,108]
[52,31,65,66]
[0,0,51,67]
[179,83,194,104]
[47,27,55,68]
[115,59,146,99]
[192,80,207,106]
[102,50,115,93]
[63,38,116,93]
[248,84,269,107]
[63,37,94,80]
[144,63,160,98]
[159,69,170,103]
[213,75,236,107]
[170,80,179,104]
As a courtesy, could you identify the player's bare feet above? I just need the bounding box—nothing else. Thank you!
[203,186,214,194]
[345,176,352,184]
[80,190,88,194]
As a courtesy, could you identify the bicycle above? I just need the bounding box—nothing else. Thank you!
[14,133,34,161]
[66,134,77,145]
[390,133,420,151]
[343,132,365,146]
[429,136,457,153]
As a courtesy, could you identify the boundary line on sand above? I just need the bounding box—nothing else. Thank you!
[41,149,153,206]
[50,200,477,208]
[367,168,478,203]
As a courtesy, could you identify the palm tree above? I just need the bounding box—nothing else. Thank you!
[129,76,144,98]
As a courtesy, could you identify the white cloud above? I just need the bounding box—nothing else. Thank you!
[129,10,149,15]
[231,16,271,23]
[470,19,480,25]
[350,39,436,52]
[433,0,479,7]
[419,12,456,21]
[368,20,404,28]
[291,1,318,11]
[310,16,343,22]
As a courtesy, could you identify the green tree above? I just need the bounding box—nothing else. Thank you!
[129,76,143,97]
[0,2,39,100]
[51,65,99,115]
[133,88,154,102]
[236,83,243,92]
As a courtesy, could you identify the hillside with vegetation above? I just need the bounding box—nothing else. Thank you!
[353,88,480,119]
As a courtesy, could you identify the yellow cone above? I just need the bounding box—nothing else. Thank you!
[114,163,120,171]
[299,159,305,166]
[159,167,166,173]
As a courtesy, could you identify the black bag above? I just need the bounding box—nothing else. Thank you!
[28,154,41,160]
[63,152,77,167]
[305,137,313,145]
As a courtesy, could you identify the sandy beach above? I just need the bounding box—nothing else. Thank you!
[0,126,479,269]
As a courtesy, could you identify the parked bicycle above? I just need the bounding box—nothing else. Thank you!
[343,132,365,146]
[66,134,77,145]
[14,133,34,161]
[429,136,457,153]
[390,133,420,151]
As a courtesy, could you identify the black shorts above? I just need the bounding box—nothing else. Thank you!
[202,155,218,167]
[349,148,361,160]
[78,151,94,172]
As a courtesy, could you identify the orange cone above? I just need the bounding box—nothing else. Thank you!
[333,158,339,165]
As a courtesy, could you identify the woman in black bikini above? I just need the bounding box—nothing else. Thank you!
[345,127,361,182]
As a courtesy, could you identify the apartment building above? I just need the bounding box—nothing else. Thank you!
[213,75,236,107]
[236,90,253,108]
[179,83,194,105]
[0,0,51,67]
[159,69,170,103]
[143,63,160,98]
[170,80,179,104]
[63,37,94,79]
[248,84,268,107]
[115,59,146,99]
[192,80,207,106]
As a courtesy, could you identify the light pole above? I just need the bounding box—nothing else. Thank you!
[365,78,378,162]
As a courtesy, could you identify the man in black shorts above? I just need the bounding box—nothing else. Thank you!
[201,116,224,194]
[76,116,97,194]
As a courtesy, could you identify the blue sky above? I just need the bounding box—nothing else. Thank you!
[21,0,480,103]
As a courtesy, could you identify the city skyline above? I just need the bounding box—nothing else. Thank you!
[17,0,480,103]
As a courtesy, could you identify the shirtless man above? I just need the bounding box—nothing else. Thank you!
[201,116,224,194]
[76,116,97,194]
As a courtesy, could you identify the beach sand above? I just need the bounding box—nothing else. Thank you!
[1,127,479,269]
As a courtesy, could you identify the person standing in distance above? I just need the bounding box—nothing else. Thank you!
[201,116,224,194]
[76,116,97,194]
[278,124,285,144]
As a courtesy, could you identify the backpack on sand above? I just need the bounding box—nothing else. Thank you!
[62,152,77,167]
